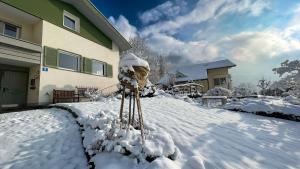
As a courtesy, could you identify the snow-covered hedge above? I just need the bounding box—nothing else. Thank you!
[284,95,300,105]
[77,108,179,163]
[224,97,300,120]
[205,87,232,97]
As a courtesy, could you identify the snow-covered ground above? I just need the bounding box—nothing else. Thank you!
[0,109,88,169]
[60,95,300,169]
[224,96,300,116]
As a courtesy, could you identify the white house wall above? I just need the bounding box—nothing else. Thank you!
[38,20,120,104]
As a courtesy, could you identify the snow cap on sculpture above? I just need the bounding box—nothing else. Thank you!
[119,53,150,88]
[120,53,150,71]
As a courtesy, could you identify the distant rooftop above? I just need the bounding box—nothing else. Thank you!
[158,59,236,84]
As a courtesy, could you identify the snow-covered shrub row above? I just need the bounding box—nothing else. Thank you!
[84,88,103,101]
[284,96,300,105]
[223,97,300,120]
[77,109,179,163]
[205,87,232,97]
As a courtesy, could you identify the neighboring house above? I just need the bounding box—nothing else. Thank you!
[158,59,236,92]
[0,0,131,107]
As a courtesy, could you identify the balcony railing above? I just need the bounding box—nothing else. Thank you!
[0,34,42,65]
[0,34,41,52]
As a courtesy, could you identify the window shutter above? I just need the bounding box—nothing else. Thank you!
[83,57,92,73]
[80,56,84,72]
[0,22,4,34]
[106,64,113,77]
[44,46,58,67]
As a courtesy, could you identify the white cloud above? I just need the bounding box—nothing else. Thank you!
[108,15,137,40]
[141,0,270,37]
[216,0,270,17]
[146,33,219,63]
[250,0,271,16]
[217,30,300,62]
[283,3,300,38]
[138,1,181,25]
[145,29,300,64]
[108,1,300,67]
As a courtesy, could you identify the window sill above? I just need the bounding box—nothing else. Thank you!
[62,25,80,33]
[43,65,112,78]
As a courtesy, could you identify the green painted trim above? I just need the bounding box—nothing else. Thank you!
[44,46,58,67]
[1,0,112,49]
[43,46,113,78]
[106,63,113,78]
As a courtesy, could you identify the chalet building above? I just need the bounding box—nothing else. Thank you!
[0,0,130,108]
[159,59,236,92]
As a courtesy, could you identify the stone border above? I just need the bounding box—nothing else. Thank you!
[227,108,300,122]
[49,105,95,169]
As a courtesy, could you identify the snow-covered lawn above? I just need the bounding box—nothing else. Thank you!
[60,96,300,169]
[224,96,300,116]
[0,109,88,169]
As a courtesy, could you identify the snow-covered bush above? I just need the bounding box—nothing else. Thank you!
[78,110,179,163]
[233,83,257,97]
[141,80,156,97]
[205,87,232,97]
[257,78,271,95]
[84,88,103,101]
[272,59,300,97]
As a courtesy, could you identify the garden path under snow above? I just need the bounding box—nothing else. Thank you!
[0,109,88,169]
[60,96,300,169]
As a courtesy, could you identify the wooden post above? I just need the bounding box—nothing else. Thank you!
[119,86,126,127]
[135,88,145,144]
[128,91,132,127]
[132,91,135,125]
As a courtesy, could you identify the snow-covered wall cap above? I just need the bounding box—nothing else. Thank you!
[120,53,150,71]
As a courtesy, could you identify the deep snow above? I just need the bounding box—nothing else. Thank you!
[0,109,88,169]
[60,96,300,169]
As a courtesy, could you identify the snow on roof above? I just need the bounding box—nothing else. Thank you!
[173,66,208,82]
[200,59,236,70]
[173,83,204,87]
[158,59,236,84]
[119,53,150,71]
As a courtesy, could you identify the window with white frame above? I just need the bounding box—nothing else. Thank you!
[92,60,105,76]
[58,51,80,71]
[214,77,226,86]
[1,21,20,38]
[63,10,80,32]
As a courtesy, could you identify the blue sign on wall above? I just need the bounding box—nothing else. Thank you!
[42,67,48,72]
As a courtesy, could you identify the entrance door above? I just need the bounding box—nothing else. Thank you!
[0,70,28,108]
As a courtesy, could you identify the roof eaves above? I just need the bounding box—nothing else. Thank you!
[206,65,237,71]
[85,0,131,50]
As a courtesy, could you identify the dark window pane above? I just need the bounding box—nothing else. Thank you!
[58,53,78,71]
[4,24,17,38]
[220,78,226,85]
[214,78,220,86]
[64,15,75,30]
[92,60,104,75]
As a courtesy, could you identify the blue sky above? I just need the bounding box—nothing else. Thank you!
[92,0,300,86]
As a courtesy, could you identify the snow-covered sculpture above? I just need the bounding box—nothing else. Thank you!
[118,53,150,143]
